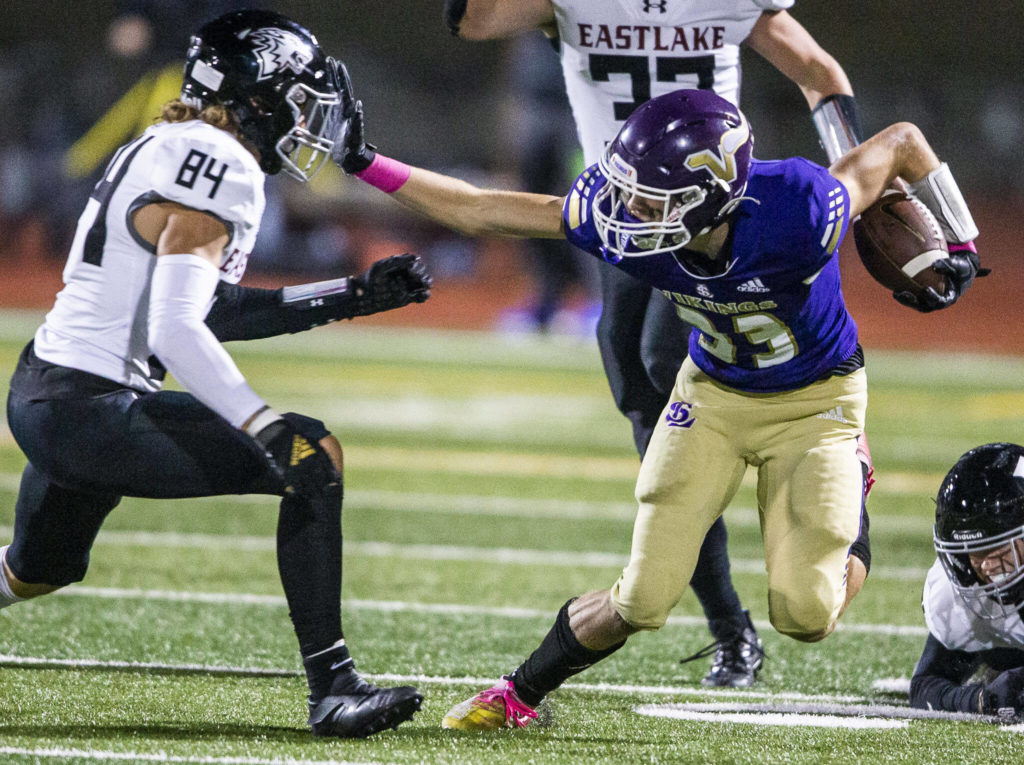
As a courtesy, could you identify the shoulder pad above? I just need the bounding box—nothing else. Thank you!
[147,122,264,229]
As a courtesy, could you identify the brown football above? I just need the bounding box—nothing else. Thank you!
[852,190,949,300]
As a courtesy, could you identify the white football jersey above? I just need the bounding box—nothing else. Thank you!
[35,120,265,393]
[552,0,794,163]
[922,560,1024,653]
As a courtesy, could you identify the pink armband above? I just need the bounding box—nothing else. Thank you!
[948,241,977,254]
[354,154,411,193]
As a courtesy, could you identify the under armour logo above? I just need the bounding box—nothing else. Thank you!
[643,0,668,12]
[697,283,713,298]
[665,401,696,428]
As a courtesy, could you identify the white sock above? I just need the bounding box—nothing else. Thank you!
[0,546,25,609]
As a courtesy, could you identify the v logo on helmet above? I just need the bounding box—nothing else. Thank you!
[684,117,751,185]
[249,28,313,81]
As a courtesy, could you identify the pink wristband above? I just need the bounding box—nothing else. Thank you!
[948,241,977,254]
[354,154,411,193]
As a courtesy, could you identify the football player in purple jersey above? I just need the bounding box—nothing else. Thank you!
[441,0,867,687]
[910,444,1024,720]
[330,86,984,728]
[0,10,428,738]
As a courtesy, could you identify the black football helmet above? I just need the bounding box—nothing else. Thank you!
[934,442,1024,619]
[181,10,342,180]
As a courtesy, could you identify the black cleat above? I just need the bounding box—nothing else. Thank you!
[681,611,765,688]
[308,676,423,738]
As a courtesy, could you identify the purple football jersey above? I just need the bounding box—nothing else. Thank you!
[563,157,859,392]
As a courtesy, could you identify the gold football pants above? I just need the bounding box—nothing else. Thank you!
[610,357,867,640]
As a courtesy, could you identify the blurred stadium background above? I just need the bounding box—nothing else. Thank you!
[1,4,1023,760]
[0,1,1021,352]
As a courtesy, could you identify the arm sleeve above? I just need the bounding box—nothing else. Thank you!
[149,254,267,428]
[909,633,985,713]
[205,277,374,343]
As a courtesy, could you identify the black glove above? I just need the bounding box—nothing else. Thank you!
[980,667,1024,718]
[346,253,432,317]
[255,419,340,498]
[894,244,989,312]
[328,59,376,173]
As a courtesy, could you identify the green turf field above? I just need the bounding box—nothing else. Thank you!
[0,308,1022,764]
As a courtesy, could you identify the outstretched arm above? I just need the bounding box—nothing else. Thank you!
[391,166,565,240]
[332,90,564,240]
[445,0,556,39]
[205,254,432,343]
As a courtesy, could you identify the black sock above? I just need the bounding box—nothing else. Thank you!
[277,484,345,670]
[302,641,357,699]
[850,463,872,574]
[690,517,744,622]
[510,599,626,707]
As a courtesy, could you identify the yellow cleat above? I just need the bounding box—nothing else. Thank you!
[442,676,537,730]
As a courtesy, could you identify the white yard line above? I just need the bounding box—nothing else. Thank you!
[0,653,879,705]
[42,586,928,637]
[0,524,931,581]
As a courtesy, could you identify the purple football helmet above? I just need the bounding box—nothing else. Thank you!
[593,89,754,263]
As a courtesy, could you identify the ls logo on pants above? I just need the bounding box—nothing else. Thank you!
[665,401,696,428]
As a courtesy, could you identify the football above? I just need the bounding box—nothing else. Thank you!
[852,190,949,300]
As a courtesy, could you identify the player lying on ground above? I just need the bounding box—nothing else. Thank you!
[330,85,984,728]
[911,443,1024,720]
[0,10,429,739]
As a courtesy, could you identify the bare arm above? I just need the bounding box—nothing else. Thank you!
[390,165,566,239]
[454,0,557,39]
[132,202,229,264]
[830,123,940,218]
[746,11,852,109]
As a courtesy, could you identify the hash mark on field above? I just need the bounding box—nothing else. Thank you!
[45,586,929,636]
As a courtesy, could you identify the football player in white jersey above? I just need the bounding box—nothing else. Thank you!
[0,10,429,738]
[911,443,1024,719]
[440,0,870,686]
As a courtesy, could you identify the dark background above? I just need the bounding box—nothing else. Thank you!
[0,1,1020,350]
[2,1,1020,189]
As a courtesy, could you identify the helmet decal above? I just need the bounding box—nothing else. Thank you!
[182,10,341,181]
[684,115,751,185]
[249,28,314,81]
[607,152,638,181]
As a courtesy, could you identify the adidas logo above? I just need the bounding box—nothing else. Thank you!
[736,278,770,293]
[290,435,317,466]
[816,406,849,424]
